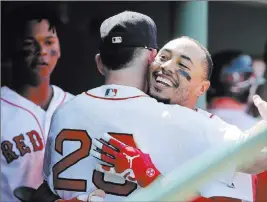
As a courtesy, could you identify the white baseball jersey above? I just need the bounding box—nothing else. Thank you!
[44,84,246,201]
[1,85,73,202]
[197,108,254,202]
[208,108,258,131]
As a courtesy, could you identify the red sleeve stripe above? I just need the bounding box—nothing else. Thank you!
[58,92,67,107]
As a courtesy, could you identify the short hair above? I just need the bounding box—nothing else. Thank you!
[99,46,145,70]
[99,11,157,71]
[2,3,61,58]
[179,36,213,80]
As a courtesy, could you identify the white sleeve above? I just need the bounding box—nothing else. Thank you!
[199,118,253,200]
[200,173,253,201]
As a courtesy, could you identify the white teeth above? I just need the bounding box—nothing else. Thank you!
[156,76,173,87]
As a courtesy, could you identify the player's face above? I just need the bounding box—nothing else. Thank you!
[149,38,210,107]
[14,19,60,84]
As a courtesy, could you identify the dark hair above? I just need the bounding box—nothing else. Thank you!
[2,3,61,58]
[180,36,213,80]
[99,46,143,70]
[204,51,213,80]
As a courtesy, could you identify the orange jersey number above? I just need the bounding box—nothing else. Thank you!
[52,130,137,196]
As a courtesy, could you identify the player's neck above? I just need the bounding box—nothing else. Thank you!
[183,99,197,110]
[15,79,53,111]
[105,67,147,92]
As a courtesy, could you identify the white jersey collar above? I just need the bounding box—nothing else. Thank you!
[86,84,148,99]
[1,85,66,114]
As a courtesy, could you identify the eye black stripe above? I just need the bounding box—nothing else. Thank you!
[178,63,189,69]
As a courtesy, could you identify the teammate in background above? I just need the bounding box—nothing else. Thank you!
[208,51,263,131]
[41,11,267,202]
[247,59,266,118]
[1,5,73,202]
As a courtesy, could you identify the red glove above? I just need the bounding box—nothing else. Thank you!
[91,133,161,187]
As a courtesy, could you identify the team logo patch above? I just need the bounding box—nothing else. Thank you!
[105,88,118,97]
[146,168,155,177]
[112,37,122,44]
[227,183,235,189]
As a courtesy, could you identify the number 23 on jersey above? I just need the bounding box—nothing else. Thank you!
[52,129,138,196]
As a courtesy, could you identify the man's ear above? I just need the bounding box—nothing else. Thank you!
[196,80,210,97]
[148,49,158,65]
[95,53,105,76]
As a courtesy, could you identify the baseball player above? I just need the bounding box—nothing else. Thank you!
[1,5,73,202]
[41,11,267,202]
[93,38,267,202]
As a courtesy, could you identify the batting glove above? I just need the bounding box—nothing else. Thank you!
[91,133,161,187]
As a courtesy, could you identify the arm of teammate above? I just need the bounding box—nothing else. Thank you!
[253,94,267,121]
[238,95,267,174]
[91,135,236,201]
[91,133,161,187]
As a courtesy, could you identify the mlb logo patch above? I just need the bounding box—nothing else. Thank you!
[112,36,122,44]
[105,88,118,97]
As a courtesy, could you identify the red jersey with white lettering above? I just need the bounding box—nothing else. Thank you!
[1,86,73,202]
[44,84,247,201]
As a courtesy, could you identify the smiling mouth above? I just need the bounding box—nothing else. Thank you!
[34,62,48,67]
[153,71,176,87]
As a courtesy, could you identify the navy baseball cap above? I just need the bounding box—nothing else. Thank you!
[100,11,158,50]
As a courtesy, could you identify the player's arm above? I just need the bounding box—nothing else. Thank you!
[91,133,161,187]
[91,135,234,201]
[237,95,267,174]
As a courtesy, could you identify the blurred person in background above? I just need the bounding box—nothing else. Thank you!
[1,4,73,202]
[247,58,266,118]
[207,51,261,131]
